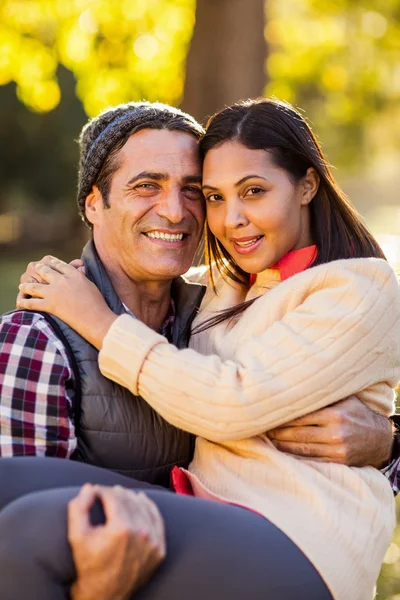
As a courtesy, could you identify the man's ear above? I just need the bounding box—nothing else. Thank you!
[300,168,320,206]
[85,186,103,226]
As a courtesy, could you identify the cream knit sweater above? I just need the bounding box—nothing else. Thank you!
[99,258,400,600]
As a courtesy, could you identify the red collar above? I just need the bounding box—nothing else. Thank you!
[249,245,317,286]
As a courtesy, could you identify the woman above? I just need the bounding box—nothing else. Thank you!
[3,98,400,600]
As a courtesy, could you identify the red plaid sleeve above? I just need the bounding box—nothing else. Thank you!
[0,311,77,458]
[382,457,400,496]
[382,414,400,496]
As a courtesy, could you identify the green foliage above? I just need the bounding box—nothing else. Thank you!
[265,0,400,168]
[0,0,196,115]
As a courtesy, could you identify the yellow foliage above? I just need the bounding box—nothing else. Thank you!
[0,0,196,115]
[265,0,400,168]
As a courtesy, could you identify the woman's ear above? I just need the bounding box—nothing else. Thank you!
[85,186,103,226]
[300,168,320,205]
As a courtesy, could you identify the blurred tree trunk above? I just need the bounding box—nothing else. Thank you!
[182,0,268,123]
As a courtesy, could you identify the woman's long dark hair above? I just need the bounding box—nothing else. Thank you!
[194,98,386,332]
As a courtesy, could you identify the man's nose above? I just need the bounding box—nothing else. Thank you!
[224,200,248,230]
[157,193,185,224]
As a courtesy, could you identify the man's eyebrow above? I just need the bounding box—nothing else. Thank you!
[182,175,202,185]
[127,172,169,186]
[203,175,268,190]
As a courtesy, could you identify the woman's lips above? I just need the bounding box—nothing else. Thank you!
[231,235,264,255]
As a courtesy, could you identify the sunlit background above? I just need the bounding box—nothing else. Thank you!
[0,0,399,595]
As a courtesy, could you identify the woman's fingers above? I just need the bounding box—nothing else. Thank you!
[16,257,79,307]
[69,259,85,271]
[16,297,46,311]
[18,281,47,299]
[16,277,41,304]
[34,259,70,281]
[48,257,71,274]
[20,257,56,283]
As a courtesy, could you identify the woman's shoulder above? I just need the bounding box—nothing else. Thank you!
[310,257,398,290]
[252,257,400,316]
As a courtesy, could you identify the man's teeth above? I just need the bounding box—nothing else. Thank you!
[146,231,184,242]
[235,237,262,247]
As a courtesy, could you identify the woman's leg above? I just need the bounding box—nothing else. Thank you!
[0,457,165,510]
[0,483,333,600]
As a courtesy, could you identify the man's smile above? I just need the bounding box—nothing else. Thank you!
[142,229,189,247]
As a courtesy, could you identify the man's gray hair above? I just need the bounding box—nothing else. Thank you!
[77,101,204,227]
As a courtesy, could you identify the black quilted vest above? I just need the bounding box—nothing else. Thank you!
[19,241,206,487]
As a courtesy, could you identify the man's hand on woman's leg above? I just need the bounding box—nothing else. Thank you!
[69,484,166,600]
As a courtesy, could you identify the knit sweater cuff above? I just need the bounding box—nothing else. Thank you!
[99,314,168,395]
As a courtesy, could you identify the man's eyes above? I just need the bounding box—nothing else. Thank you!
[135,183,158,190]
[183,186,204,198]
[133,183,203,198]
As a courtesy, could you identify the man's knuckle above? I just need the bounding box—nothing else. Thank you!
[146,540,158,554]
[293,429,307,443]
[139,529,151,542]
[332,424,346,443]
[272,440,284,451]
[299,443,312,456]
[67,529,83,545]
[116,525,133,541]
[335,445,348,462]
[332,408,344,425]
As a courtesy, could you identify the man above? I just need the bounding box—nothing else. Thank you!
[0,101,397,488]
[0,102,205,487]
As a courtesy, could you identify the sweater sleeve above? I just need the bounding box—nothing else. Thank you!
[99,262,400,441]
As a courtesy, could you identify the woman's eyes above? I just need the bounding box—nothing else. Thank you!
[245,186,264,196]
[206,187,264,203]
[206,193,223,203]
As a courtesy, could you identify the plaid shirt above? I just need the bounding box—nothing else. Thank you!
[382,415,400,495]
[0,303,175,459]
[1,309,400,495]
[0,311,76,457]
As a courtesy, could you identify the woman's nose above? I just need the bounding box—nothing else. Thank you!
[224,202,248,230]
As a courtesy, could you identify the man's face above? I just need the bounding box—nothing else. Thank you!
[86,129,205,282]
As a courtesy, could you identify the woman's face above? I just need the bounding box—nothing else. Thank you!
[202,141,318,274]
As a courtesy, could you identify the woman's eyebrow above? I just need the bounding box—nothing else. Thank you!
[234,175,267,187]
[203,175,268,190]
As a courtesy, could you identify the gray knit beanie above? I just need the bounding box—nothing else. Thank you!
[77,101,204,225]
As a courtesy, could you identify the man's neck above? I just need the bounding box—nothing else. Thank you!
[95,246,173,333]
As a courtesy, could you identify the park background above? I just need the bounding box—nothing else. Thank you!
[0,0,399,595]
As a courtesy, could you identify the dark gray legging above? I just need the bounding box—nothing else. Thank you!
[0,458,333,600]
